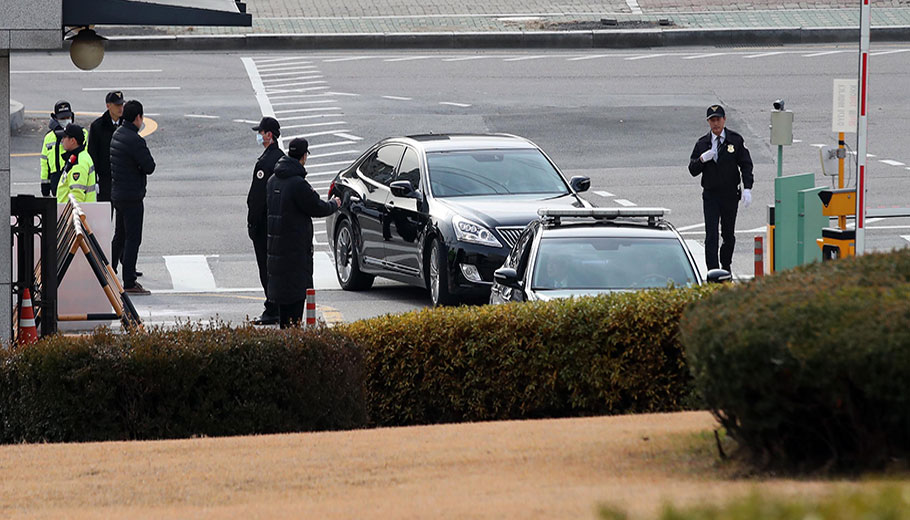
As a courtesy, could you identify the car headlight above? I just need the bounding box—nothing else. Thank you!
[452,215,502,248]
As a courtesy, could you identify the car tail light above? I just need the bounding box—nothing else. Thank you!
[328,180,336,197]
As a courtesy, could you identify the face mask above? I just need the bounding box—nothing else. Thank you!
[257,133,265,146]
[59,119,72,127]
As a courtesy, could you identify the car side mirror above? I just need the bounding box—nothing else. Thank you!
[569,176,591,193]
[706,268,733,284]
[390,180,417,198]
[493,267,523,290]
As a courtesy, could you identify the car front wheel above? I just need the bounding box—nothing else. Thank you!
[334,220,374,291]
[428,238,457,306]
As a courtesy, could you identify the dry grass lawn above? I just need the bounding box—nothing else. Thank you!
[0,411,875,519]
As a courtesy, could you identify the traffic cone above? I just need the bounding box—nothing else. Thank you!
[305,288,316,328]
[18,288,39,345]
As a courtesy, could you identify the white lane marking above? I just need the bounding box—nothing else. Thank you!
[614,199,636,207]
[313,252,342,290]
[383,56,433,62]
[880,159,906,166]
[682,53,727,60]
[503,55,549,62]
[263,80,328,89]
[744,51,787,59]
[307,160,354,169]
[442,56,505,62]
[625,53,667,61]
[272,100,337,106]
[310,150,360,159]
[281,121,347,130]
[325,91,361,97]
[439,102,472,107]
[742,226,768,233]
[256,61,313,70]
[242,57,274,118]
[676,223,705,232]
[12,69,162,74]
[265,86,332,95]
[333,132,363,141]
[82,86,180,91]
[870,49,910,56]
[567,54,613,61]
[274,106,341,113]
[593,190,615,198]
[281,129,351,140]
[278,113,344,121]
[625,0,642,14]
[305,172,342,179]
[262,75,324,83]
[323,56,378,62]
[802,50,850,57]
[233,119,260,124]
[309,140,358,149]
[383,95,413,101]
[793,139,803,143]
[253,56,312,64]
[902,235,910,243]
[811,143,827,148]
[259,70,323,78]
[164,255,217,292]
[184,114,219,119]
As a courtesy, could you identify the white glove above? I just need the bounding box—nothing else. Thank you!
[741,188,752,208]
[699,149,715,163]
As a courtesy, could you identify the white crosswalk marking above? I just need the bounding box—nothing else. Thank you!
[744,51,787,59]
[164,255,217,292]
[593,190,614,198]
[802,50,850,57]
[614,199,636,207]
[682,53,727,60]
[625,53,667,61]
[880,159,906,166]
[567,54,613,61]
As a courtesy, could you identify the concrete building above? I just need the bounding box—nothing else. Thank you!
[1,0,250,341]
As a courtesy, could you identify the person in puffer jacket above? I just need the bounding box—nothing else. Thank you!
[266,138,341,328]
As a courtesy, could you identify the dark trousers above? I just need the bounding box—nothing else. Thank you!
[250,226,279,317]
[279,300,306,329]
[111,199,144,287]
[703,191,739,271]
[49,172,62,196]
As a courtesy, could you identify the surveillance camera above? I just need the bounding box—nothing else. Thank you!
[773,99,785,111]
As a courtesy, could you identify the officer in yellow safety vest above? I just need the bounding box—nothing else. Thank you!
[41,100,89,197]
[57,124,97,203]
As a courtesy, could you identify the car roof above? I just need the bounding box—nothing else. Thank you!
[539,223,680,239]
[385,134,539,153]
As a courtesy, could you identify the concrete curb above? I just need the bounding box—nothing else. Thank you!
[9,99,24,132]
[99,26,910,51]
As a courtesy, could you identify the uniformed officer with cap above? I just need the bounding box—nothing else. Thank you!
[41,100,88,197]
[56,124,98,204]
[248,116,285,325]
[88,91,125,202]
[688,104,754,273]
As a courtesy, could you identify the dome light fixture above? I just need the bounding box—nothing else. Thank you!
[67,27,107,71]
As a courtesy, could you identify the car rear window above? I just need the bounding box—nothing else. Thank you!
[426,149,568,197]
[531,236,697,290]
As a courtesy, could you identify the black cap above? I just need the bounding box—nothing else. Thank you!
[288,138,309,159]
[252,116,281,137]
[706,104,725,120]
[105,91,125,105]
[53,100,74,120]
[62,123,85,145]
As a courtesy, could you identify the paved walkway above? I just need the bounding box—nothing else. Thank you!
[120,0,910,36]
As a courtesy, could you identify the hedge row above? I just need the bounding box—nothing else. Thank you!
[0,326,367,443]
[341,286,716,427]
[681,248,910,472]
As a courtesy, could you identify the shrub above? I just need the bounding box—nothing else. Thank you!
[681,249,910,472]
[340,286,715,426]
[0,324,367,443]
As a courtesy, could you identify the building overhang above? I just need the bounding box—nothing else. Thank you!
[63,0,251,27]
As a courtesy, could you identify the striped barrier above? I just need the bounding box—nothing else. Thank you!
[305,288,317,328]
[754,236,764,278]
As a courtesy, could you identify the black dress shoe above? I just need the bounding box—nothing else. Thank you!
[136,270,143,277]
[251,314,279,325]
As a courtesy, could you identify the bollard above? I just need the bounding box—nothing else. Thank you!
[305,288,316,328]
[754,236,764,278]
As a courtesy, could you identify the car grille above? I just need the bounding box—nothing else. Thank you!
[496,227,524,248]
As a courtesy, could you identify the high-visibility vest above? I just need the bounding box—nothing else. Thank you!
[56,148,97,203]
[41,126,89,185]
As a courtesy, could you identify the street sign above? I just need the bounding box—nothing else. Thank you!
[832,79,858,133]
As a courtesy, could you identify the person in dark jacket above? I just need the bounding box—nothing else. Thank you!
[267,138,341,328]
[688,104,754,273]
[111,100,156,295]
[248,116,285,325]
[87,90,124,202]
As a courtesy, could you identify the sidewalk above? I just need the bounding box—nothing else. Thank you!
[105,0,910,36]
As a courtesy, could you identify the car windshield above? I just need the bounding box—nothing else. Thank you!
[426,149,569,197]
[531,236,697,290]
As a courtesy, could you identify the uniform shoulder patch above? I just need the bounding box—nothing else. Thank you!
[72,172,80,182]
[256,170,265,180]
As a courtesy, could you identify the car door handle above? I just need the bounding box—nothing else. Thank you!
[349,194,362,203]
[384,200,395,210]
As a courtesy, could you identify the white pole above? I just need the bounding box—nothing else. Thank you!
[855,0,871,254]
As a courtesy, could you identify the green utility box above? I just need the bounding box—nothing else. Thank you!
[797,186,826,265]
[773,173,815,271]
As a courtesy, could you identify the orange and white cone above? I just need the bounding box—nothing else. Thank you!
[305,288,316,328]
[18,288,39,345]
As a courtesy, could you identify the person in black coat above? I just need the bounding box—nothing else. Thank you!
[248,117,285,325]
[688,104,754,273]
[266,138,341,328]
[111,100,156,294]
[87,90,124,202]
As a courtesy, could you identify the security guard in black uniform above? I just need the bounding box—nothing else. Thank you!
[249,116,285,325]
[688,105,754,272]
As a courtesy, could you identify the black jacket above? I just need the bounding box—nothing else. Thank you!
[111,121,156,202]
[88,110,120,201]
[688,129,754,193]
[267,156,338,304]
[247,142,285,229]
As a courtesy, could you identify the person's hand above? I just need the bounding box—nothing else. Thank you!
[40,184,51,197]
[699,149,715,163]
[741,188,752,208]
[333,197,342,208]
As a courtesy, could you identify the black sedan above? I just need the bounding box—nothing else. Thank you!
[326,133,592,305]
